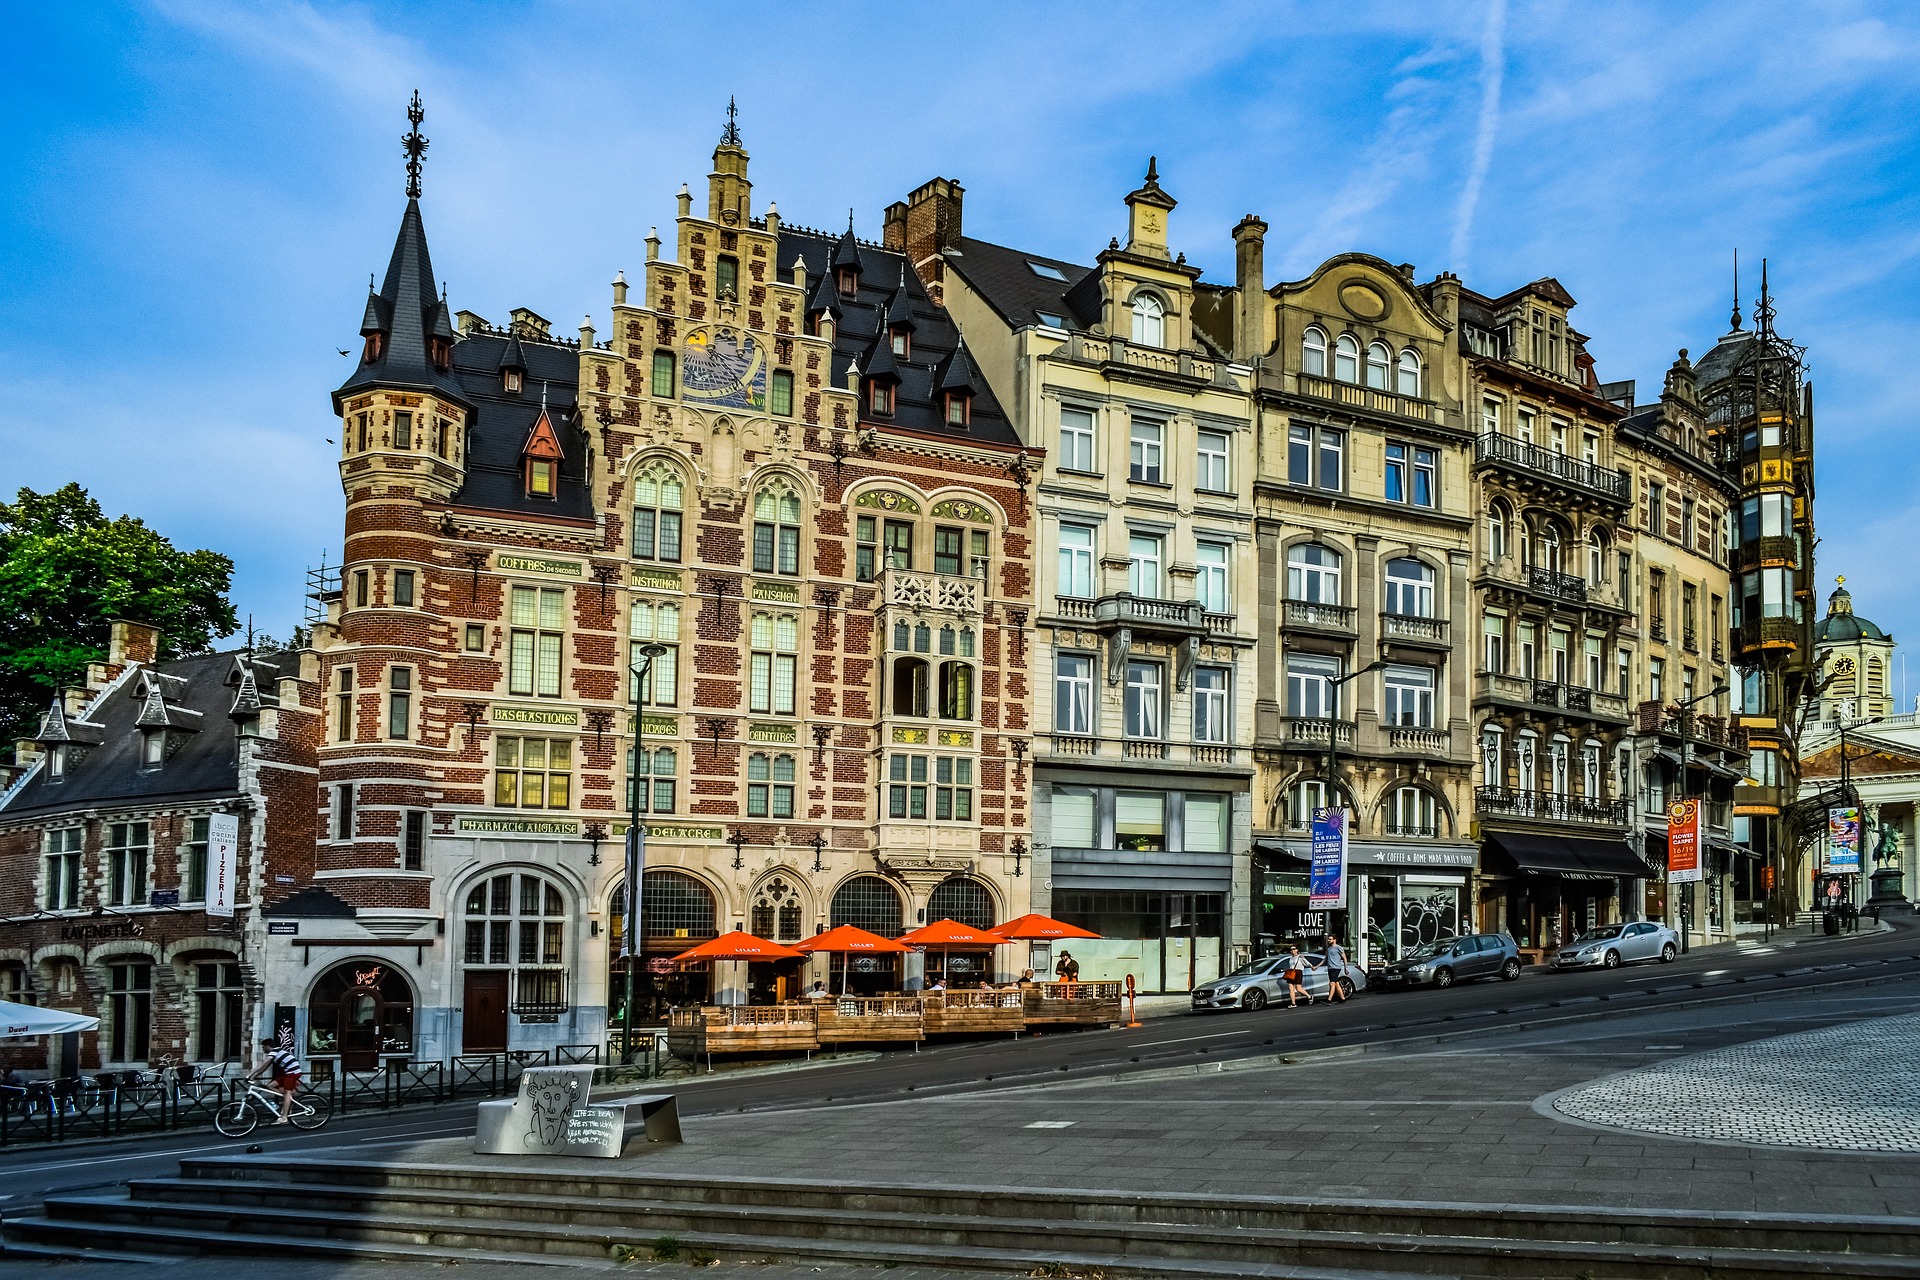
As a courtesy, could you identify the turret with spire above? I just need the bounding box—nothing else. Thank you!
[707,96,751,226]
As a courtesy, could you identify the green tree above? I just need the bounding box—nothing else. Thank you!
[0,484,238,757]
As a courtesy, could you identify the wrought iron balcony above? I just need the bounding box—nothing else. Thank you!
[1475,431,1631,503]
[1381,613,1449,645]
[1738,616,1801,652]
[1527,566,1587,604]
[1474,786,1629,827]
[1384,822,1440,839]
[1282,599,1357,633]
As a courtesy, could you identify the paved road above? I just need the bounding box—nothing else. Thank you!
[3,918,1912,1218]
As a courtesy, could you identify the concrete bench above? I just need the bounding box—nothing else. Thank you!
[473,1065,681,1160]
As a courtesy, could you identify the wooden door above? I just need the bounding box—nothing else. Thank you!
[463,971,509,1054]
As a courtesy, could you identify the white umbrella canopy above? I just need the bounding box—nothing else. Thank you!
[0,999,98,1039]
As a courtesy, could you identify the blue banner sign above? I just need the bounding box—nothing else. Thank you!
[1309,807,1347,908]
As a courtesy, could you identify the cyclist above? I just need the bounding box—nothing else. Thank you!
[253,1037,302,1124]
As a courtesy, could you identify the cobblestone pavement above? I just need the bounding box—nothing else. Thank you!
[1551,1011,1920,1151]
[353,981,1920,1217]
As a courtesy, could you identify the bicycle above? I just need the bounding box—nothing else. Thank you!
[213,1079,332,1136]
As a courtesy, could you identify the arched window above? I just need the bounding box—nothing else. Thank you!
[1480,724,1505,789]
[613,869,717,956]
[1587,529,1609,585]
[1365,341,1391,390]
[1514,731,1538,792]
[307,961,414,1069]
[463,871,568,1043]
[1396,348,1421,397]
[1487,500,1509,564]
[938,661,974,720]
[1130,293,1165,347]
[892,657,930,716]
[1333,334,1360,383]
[1547,735,1571,796]
[1537,521,1563,573]
[1302,326,1328,377]
[1284,778,1338,830]
[927,877,995,929]
[631,463,685,561]
[830,875,904,935]
[751,481,802,575]
[1286,543,1342,604]
[751,875,805,942]
[1388,786,1438,837]
[1581,740,1603,798]
[1384,558,1434,618]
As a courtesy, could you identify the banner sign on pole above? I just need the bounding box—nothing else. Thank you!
[1665,799,1702,884]
[621,825,640,960]
[1827,807,1862,873]
[206,813,239,918]
[1308,807,1347,908]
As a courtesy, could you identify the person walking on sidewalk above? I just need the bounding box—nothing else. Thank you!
[1282,944,1311,1007]
[1324,934,1351,1003]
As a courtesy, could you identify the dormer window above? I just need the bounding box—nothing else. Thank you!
[868,381,895,416]
[363,332,384,363]
[48,744,66,781]
[504,369,523,395]
[1130,293,1165,348]
[142,729,165,768]
[837,267,859,298]
[520,411,565,500]
[944,393,970,428]
[431,337,451,371]
[891,328,910,359]
[527,458,556,497]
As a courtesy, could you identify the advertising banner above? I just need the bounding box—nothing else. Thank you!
[1308,807,1348,909]
[1666,799,1702,884]
[206,812,239,918]
[1827,807,1862,873]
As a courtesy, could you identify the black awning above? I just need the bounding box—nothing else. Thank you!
[1485,831,1651,879]
[1254,839,1309,867]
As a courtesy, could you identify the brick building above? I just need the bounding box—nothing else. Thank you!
[265,101,1035,1069]
[0,621,318,1074]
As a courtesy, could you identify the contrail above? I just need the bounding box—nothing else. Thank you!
[1451,0,1507,274]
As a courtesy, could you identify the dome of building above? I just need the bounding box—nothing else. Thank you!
[1815,578,1889,644]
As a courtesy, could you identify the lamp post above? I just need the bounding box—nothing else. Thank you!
[1671,682,1727,955]
[621,641,670,1066]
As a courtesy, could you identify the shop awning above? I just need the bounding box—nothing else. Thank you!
[0,999,97,1039]
[1484,831,1650,879]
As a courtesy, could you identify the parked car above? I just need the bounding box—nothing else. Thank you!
[1189,951,1366,1012]
[1375,933,1522,989]
[1551,920,1679,970]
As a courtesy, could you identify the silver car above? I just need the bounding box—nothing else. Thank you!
[1190,951,1367,1012]
[1552,920,1680,970]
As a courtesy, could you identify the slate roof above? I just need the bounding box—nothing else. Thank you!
[1692,331,1755,389]
[777,228,1017,447]
[335,198,469,411]
[946,236,1098,331]
[2,651,294,819]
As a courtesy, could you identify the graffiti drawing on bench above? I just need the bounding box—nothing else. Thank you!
[472,1065,681,1160]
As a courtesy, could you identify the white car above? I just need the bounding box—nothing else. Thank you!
[1189,951,1366,1012]
[1552,921,1679,970]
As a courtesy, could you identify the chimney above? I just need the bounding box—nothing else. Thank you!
[904,178,964,266]
[108,619,161,669]
[1232,215,1268,361]
[882,201,909,252]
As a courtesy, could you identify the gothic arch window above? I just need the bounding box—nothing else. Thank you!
[1130,293,1165,348]
[1365,341,1392,390]
[1396,348,1422,397]
[1333,334,1360,383]
[752,480,803,576]
[631,463,686,562]
[1302,326,1329,377]
[927,877,996,929]
[751,875,806,942]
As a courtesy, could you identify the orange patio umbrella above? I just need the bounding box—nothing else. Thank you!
[671,931,806,964]
[990,913,1101,941]
[795,924,915,994]
[902,918,1006,988]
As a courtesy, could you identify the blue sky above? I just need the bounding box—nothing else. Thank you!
[6,1,1918,677]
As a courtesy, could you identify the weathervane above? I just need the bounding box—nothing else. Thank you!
[403,91,428,199]
[720,95,741,147]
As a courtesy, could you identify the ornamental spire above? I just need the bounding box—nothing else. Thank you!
[1729,248,1742,331]
[720,95,742,147]
[403,90,428,199]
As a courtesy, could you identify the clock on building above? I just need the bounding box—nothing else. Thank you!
[680,325,766,411]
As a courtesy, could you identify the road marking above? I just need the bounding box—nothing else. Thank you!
[1024,1120,1075,1128]
[1644,1044,1686,1050]
[355,1125,469,1143]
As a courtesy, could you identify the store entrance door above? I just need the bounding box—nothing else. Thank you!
[462,971,509,1054]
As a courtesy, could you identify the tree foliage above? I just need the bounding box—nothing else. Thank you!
[0,484,237,755]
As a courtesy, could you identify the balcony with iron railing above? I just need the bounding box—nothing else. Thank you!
[1474,431,1631,503]
[1635,701,1750,750]
[1475,786,1629,828]
[1527,566,1587,604]
[1282,599,1358,634]
[1380,613,1449,646]
[1476,672,1630,722]
[1737,616,1802,652]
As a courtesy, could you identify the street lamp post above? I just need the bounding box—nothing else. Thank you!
[1672,683,1727,955]
[621,642,670,1067]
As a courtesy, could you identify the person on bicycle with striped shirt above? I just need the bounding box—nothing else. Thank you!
[253,1037,301,1124]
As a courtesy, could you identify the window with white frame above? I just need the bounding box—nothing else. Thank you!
[1123,660,1164,738]
[752,481,802,575]
[1130,293,1165,347]
[1396,349,1421,397]
[626,745,677,813]
[1193,666,1229,743]
[1581,740,1602,798]
[1287,425,1344,490]
[1059,406,1096,473]
[1487,500,1509,563]
[1365,341,1391,390]
[1129,419,1164,483]
[1515,732,1538,790]
[102,820,151,907]
[1054,653,1094,735]
[1384,557,1434,617]
[1587,530,1608,585]
[1388,786,1437,837]
[1128,533,1163,597]
[749,613,799,715]
[1483,612,1506,672]
[43,828,81,910]
[181,815,210,903]
[1518,621,1538,678]
[1584,635,1604,689]
[1302,326,1328,377]
[1196,429,1230,492]
[1195,541,1229,612]
[1287,779,1331,829]
[629,601,681,705]
[1481,396,1502,435]
[1384,442,1437,507]
[1618,647,1632,697]
[631,464,685,561]
[509,586,566,698]
[1547,735,1571,795]
[1286,543,1341,603]
[1057,523,1096,598]
[887,753,973,821]
[494,736,572,809]
[1480,724,1504,788]
[747,752,797,818]
[1333,334,1360,383]
[1383,664,1435,727]
[1285,652,1339,718]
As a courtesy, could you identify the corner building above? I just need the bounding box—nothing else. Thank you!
[281,110,1033,1070]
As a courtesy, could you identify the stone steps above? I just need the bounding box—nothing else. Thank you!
[9,1155,1920,1279]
